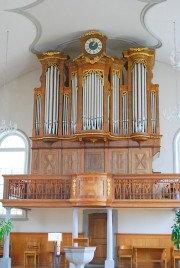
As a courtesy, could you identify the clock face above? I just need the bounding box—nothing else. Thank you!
[85,38,103,55]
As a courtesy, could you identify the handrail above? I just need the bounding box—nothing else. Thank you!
[2,173,180,202]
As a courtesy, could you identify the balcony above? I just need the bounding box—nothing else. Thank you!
[1,173,180,209]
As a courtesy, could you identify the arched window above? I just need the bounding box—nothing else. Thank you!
[173,129,180,173]
[0,130,30,218]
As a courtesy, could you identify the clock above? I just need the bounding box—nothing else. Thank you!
[85,38,103,55]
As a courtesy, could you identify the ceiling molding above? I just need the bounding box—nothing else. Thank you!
[140,0,167,49]
[5,0,44,54]
[138,0,166,3]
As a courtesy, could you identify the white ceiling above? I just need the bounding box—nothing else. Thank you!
[0,0,179,88]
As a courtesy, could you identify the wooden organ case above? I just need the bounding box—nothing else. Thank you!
[31,30,161,177]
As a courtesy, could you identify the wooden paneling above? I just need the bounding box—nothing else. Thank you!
[41,150,59,174]
[31,150,40,174]
[9,232,82,266]
[84,149,104,172]
[116,233,173,268]
[61,149,80,174]
[108,149,128,173]
[129,148,152,174]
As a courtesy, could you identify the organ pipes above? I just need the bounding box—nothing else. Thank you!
[82,70,104,130]
[71,73,77,134]
[35,95,41,135]
[132,62,147,133]
[44,65,60,135]
[112,70,120,134]
[33,46,160,142]
[151,91,157,134]
[122,92,128,134]
[62,94,69,135]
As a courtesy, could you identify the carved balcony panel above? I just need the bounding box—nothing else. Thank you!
[2,173,180,208]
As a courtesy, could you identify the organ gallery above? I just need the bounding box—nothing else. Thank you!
[31,30,160,176]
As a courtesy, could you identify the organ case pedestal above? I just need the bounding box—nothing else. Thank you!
[31,31,161,176]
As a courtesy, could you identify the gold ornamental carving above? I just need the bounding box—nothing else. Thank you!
[107,177,111,197]
[80,30,106,39]
[37,51,68,62]
[82,69,104,86]
[72,177,76,198]
[132,59,147,68]
[122,91,128,96]
[84,55,103,64]
[113,70,120,78]
[43,51,61,56]
[36,93,42,98]
[128,47,154,57]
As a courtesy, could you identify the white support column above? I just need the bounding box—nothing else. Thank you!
[70,207,79,268]
[105,208,114,268]
[0,208,11,268]
[3,208,11,258]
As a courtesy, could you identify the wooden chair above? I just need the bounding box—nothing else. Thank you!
[172,247,180,268]
[72,237,89,247]
[24,241,40,266]
[118,245,133,268]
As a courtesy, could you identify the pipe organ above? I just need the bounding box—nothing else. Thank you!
[82,70,104,131]
[31,31,161,175]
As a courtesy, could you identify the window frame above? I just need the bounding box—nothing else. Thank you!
[0,130,30,220]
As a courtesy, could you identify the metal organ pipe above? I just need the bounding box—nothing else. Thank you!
[132,63,147,133]
[134,64,138,132]
[132,68,135,133]
[71,73,77,134]
[44,68,49,134]
[53,67,57,134]
[141,65,144,132]
[112,71,120,134]
[35,95,41,135]
[44,66,60,135]
[49,66,53,133]
[63,94,68,135]
[98,75,101,129]
[122,92,128,135]
[138,63,142,132]
[55,69,60,134]
[144,69,147,131]
[97,75,100,130]
[126,93,128,134]
[82,71,104,131]
[151,91,156,134]
[108,94,110,132]
[94,74,97,129]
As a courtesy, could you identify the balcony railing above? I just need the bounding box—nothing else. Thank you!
[2,173,180,208]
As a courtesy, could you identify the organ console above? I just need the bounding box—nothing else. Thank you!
[31,30,161,175]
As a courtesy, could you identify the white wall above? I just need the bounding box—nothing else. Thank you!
[12,208,83,233]
[0,69,40,137]
[12,207,175,235]
[152,61,180,173]
[0,61,178,234]
[117,208,175,234]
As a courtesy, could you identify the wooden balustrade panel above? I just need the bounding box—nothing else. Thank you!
[10,232,83,266]
[76,174,106,199]
[116,233,173,268]
[7,175,72,200]
[3,173,180,208]
[113,174,180,200]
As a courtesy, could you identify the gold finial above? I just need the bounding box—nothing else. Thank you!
[80,30,106,39]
